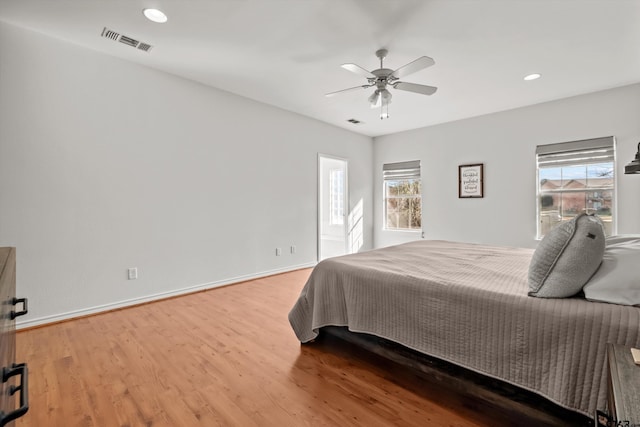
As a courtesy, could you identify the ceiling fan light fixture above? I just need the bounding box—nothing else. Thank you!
[381,89,392,103]
[368,90,381,108]
[143,8,168,23]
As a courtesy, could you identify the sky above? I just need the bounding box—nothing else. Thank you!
[539,163,613,181]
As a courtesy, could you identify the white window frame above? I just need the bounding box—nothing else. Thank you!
[383,160,422,231]
[536,136,616,239]
[329,168,344,225]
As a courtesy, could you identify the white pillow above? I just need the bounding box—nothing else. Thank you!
[606,234,640,245]
[583,237,640,306]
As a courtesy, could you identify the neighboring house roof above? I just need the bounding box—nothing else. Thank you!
[540,177,613,190]
[540,179,561,189]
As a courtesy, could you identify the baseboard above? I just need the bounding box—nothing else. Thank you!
[16,262,316,330]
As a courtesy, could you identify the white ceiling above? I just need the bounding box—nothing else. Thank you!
[1,0,640,137]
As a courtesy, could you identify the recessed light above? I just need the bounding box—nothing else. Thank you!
[524,73,541,81]
[143,8,168,23]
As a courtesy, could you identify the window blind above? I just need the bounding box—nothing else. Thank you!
[536,136,615,168]
[383,160,421,180]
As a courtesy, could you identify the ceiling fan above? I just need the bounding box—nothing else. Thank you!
[326,49,437,119]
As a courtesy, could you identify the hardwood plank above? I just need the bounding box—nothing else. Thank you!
[17,268,588,426]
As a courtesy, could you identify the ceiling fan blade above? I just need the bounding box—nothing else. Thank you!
[393,82,437,96]
[325,85,372,97]
[341,63,376,78]
[390,56,435,79]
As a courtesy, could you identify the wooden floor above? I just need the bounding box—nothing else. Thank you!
[17,269,573,426]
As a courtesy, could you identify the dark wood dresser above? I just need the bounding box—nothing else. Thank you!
[604,343,640,426]
[0,248,29,426]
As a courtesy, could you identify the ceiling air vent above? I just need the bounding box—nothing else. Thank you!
[102,28,119,41]
[101,27,153,52]
[347,118,363,125]
[118,35,138,48]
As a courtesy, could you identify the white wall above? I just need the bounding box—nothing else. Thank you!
[374,84,640,249]
[0,22,373,327]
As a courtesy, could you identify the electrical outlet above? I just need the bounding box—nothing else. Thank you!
[127,267,138,280]
[291,245,296,254]
[275,248,282,256]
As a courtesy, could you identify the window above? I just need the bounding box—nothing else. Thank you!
[383,160,421,230]
[329,168,344,225]
[536,136,615,239]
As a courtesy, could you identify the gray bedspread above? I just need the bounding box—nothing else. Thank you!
[288,240,640,417]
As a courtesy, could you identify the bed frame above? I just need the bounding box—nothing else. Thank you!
[318,326,593,427]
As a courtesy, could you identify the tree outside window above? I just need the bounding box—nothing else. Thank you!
[385,178,421,230]
[383,160,421,231]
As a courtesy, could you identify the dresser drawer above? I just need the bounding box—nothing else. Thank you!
[0,248,29,426]
[0,248,16,424]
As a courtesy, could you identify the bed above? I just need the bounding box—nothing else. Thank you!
[288,239,640,419]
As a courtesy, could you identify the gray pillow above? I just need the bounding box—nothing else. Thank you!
[528,213,605,298]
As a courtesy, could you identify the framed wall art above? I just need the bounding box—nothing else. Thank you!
[458,164,484,198]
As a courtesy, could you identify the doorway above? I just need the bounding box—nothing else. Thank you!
[318,155,348,261]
